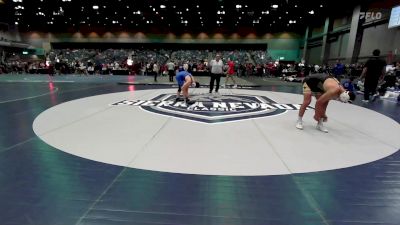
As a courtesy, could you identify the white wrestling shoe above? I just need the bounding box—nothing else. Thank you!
[316,123,328,133]
[296,121,303,130]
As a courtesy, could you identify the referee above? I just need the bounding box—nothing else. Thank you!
[209,54,224,94]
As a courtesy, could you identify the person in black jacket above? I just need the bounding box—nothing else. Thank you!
[359,49,386,102]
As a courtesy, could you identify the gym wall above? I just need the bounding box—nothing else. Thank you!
[308,46,323,65]
[328,32,350,61]
[359,23,400,59]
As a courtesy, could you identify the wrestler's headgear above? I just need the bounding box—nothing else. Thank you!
[339,91,350,103]
[192,82,200,88]
[339,91,355,103]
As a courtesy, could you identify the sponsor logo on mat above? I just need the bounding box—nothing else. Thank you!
[112,93,307,123]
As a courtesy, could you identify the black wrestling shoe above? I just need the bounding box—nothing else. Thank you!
[175,97,184,102]
[185,98,195,105]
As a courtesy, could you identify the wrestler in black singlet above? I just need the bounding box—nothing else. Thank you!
[303,74,333,93]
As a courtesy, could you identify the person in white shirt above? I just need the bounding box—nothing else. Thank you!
[209,54,224,94]
[114,62,119,70]
[183,61,189,71]
[153,62,159,82]
[166,61,175,82]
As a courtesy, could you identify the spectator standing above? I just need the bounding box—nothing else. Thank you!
[333,60,345,78]
[153,62,159,82]
[167,61,175,82]
[225,58,237,88]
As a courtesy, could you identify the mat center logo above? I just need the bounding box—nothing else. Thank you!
[112,94,302,123]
